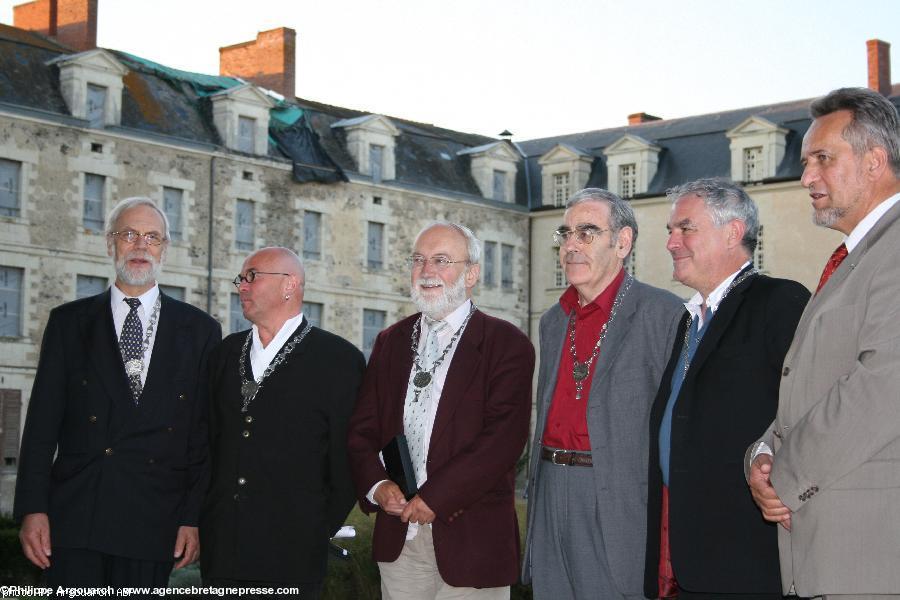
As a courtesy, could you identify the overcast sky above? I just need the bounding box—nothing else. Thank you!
[2,0,898,140]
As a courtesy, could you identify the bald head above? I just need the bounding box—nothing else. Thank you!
[248,246,305,284]
[238,247,306,335]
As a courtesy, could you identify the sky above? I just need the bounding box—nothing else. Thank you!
[2,0,899,140]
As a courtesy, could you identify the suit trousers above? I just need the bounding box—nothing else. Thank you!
[47,547,172,594]
[378,524,509,600]
[530,459,643,600]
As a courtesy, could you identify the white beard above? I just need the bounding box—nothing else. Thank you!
[411,269,468,320]
[115,248,162,287]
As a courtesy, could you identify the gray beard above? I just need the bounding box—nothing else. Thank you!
[115,250,163,287]
[411,270,468,320]
[813,206,847,228]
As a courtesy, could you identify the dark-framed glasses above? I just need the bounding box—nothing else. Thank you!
[109,229,166,246]
[232,270,292,287]
[553,226,610,246]
[405,255,470,271]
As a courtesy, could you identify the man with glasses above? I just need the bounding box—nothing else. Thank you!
[201,247,364,599]
[521,188,682,600]
[347,222,534,599]
[15,197,221,589]
[644,179,808,600]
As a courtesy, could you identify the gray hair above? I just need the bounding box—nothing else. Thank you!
[566,187,638,254]
[105,196,170,240]
[810,87,900,178]
[667,178,759,254]
[414,221,482,264]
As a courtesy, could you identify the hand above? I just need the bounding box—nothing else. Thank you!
[173,526,200,569]
[19,512,52,569]
[400,495,436,525]
[373,481,408,516]
[749,454,792,531]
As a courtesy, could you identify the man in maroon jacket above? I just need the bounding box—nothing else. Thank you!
[347,221,535,599]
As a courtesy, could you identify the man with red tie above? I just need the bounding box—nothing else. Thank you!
[748,87,900,598]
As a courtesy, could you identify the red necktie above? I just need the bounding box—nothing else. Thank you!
[815,243,848,294]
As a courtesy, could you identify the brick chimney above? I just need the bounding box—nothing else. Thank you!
[219,28,297,99]
[867,39,892,97]
[628,112,662,125]
[13,0,98,52]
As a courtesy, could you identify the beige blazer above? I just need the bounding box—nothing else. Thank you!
[757,198,900,596]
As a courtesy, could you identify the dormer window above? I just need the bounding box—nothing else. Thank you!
[553,172,570,207]
[457,141,520,203]
[726,116,788,183]
[603,134,661,198]
[238,116,256,154]
[538,144,593,207]
[47,49,128,128]
[331,115,400,182]
[86,84,107,128]
[210,84,275,155]
[493,170,506,202]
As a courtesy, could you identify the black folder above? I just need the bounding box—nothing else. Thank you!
[382,434,418,500]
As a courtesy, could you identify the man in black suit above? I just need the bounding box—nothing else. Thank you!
[15,197,222,588]
[644,179,809,599]
[201,247,364,598]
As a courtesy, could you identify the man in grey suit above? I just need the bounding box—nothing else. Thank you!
[748,87,900,598]
[522,188,683,599]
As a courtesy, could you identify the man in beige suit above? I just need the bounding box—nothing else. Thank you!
[747,87,900,599]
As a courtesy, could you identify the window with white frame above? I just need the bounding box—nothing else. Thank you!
[501,244,514,289]
[235,199,254,251]
[0,266,23,337]
[743,146,764,182]
[303,210,322,260]
[492,170,506,202]
[0,159,21,218]
[163,187,184,241]
[0,389,22,469]
[482,241,497,287]
[238,116,256,154]
[362,309,386,360]
[76,274,107,299]
[367,221,384,269]
[304,301,323,329]
[370,144,384,183]
[83,173,105,232]
[159,285,185,302]
[230,293,251,333]
[753,224,765,272]
[619,163,636,198]
[552,247,565,288]
[553,172,570,208]
[86,83,107,128]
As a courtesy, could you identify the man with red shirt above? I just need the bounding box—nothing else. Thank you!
[522,188,683,600]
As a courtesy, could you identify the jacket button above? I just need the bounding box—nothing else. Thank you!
[147,458,155,464]
[82,379,88,386]
[167,426,174,433]
[88,415,98,423]
[242,430,250,438]
[238,477,247,486]
[178,394,186,401]
[782,367,791,376]
[233,493,240,501]
[245,415,253,423]
[105,448,114,456]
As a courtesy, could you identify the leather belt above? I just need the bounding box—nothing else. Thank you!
[541,446,593,467]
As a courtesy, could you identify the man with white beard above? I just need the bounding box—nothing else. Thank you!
[348,222,535,599]
[15,197,221,591]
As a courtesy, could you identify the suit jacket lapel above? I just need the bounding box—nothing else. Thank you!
[537,307,567,434]
[84,290,132,408]
[138,294,182,422]
[589,282,637,398]
[429,311,484,450]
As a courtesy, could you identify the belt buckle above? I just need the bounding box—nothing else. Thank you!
[551,449,570,466]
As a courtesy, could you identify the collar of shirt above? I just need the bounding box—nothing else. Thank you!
[250,312,305,380]
[685,261,751,328]
[844,191,900,252]
[110,283,160,335]
[558,267,625,320]
[419,299,472,345]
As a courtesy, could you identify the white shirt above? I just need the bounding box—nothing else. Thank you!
[367,299,474,540]
[753,192,900,462]
[685,261,752,328]
[249,312,305,380]
[110,284,161,387]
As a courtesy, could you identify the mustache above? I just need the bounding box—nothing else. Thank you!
[416,278,444,287]
[125,249,154,262]
[564,252,588,264]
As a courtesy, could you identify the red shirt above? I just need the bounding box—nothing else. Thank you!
[541,268,625,450]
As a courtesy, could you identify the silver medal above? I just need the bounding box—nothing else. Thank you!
[125,358,143,378]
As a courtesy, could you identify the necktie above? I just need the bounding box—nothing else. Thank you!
[120,298,144,403]
[404,319,450,487]
[815,243,848,294]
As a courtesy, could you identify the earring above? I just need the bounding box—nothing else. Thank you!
[284,295,290,300]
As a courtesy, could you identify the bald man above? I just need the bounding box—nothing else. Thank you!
[200,247,365,598]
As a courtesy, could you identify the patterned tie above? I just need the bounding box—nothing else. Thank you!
[815,243,849,294]
[403,318,449,487]
[120,298,144,403]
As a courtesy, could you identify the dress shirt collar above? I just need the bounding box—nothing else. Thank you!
[110,283,159,315]
[684,261,751,327]
[421,299,472,337]
[844,191,900,252]
[252,311,304,352]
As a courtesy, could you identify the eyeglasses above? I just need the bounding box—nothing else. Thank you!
[405,255,470,271]
[553,226,610,246]
[109,230,166,246]
[232,270,292,288]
